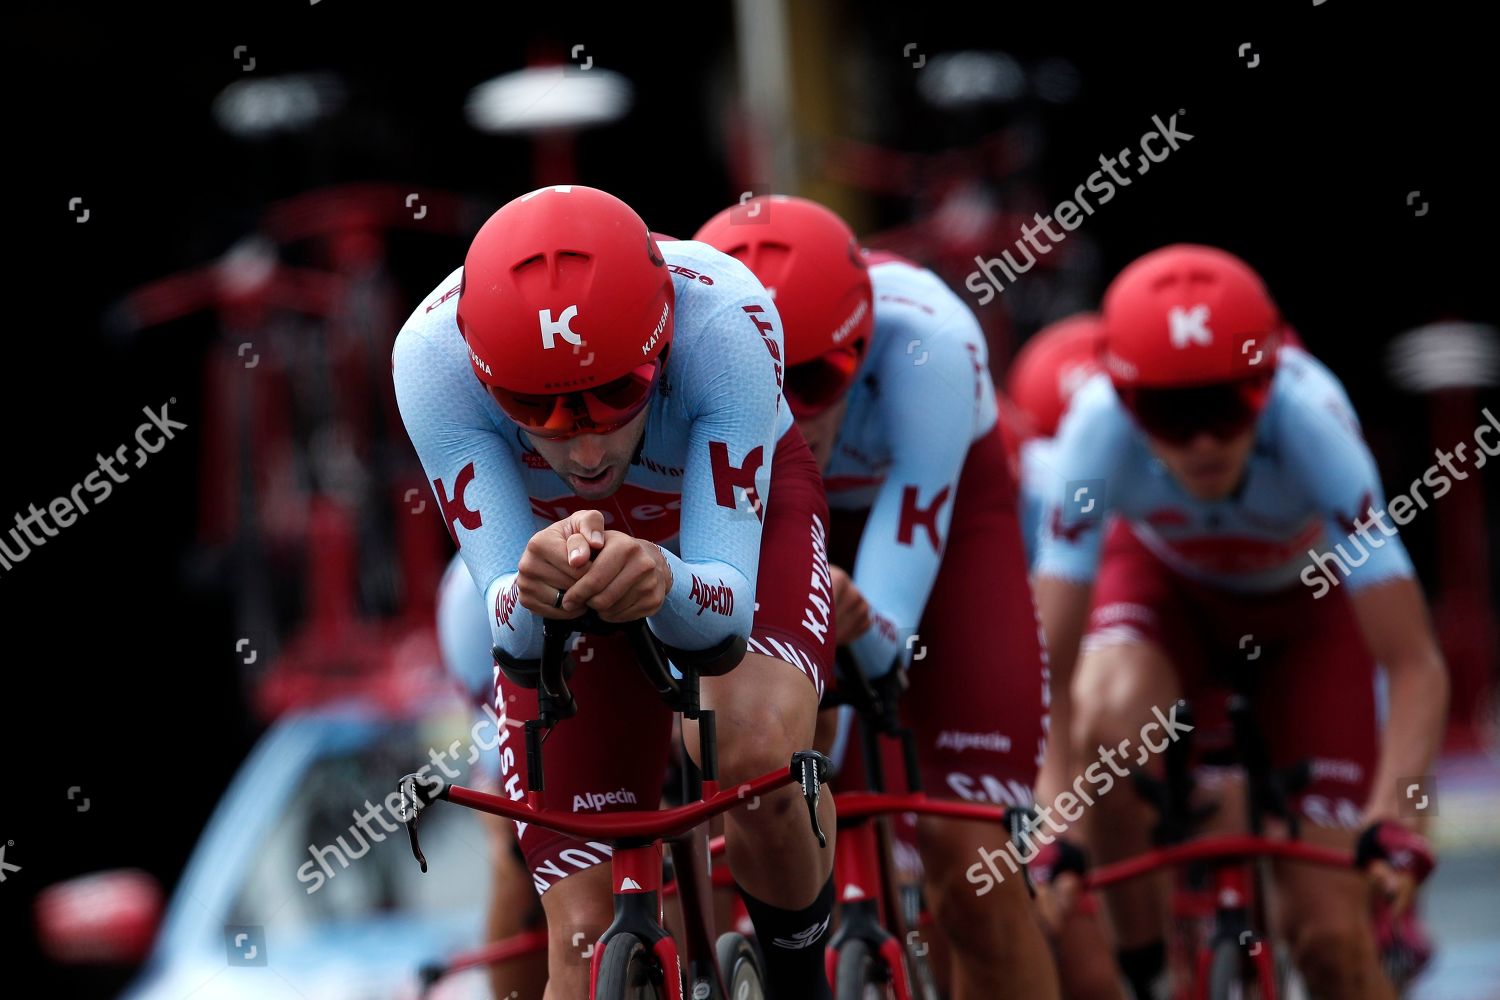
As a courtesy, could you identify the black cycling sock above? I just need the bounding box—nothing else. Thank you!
[736,875,835,1000]
[1118,940,1167,1000]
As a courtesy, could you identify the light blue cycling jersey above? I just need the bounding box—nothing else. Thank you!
[437,553,496,703]
[1032,345,1414,591]
[1018,436,1056,569]
[821,255,1000,678]
[394,240,792,660]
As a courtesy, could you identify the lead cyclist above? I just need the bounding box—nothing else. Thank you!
[395,186,839,999]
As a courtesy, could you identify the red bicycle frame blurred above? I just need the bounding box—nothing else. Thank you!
[398,615,829,1000]
[820,653,1016,1000]
[1083,688,1360,1000]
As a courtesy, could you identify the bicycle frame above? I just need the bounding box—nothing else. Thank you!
[436,767,810,999]
[1088,685,1356,1000]
[829,790,1016,1000]
[401,616,830,1000]
[822,656,1017,1000]
[1087,834,1351,1000]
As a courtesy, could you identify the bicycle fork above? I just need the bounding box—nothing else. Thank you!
[590,841,687,1000]
[827,819,915,1000]
[1200,863,1278,1000]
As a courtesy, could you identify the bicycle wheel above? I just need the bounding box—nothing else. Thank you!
[834,939,892,1000]
[1206,938,1267,1000]
[596,932,667,1000]
[716,932,766,999]
[899,932,939,1000]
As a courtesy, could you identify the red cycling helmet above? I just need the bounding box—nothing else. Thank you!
[1101,244,1283,444]
[693,195,873,417]
[458,185,674,439]
[1006,312,1103,438]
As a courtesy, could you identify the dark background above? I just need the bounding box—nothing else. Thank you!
[3,3,1494,993]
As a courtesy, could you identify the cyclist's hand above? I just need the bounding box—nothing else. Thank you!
[1357,821,1435,917]
[830,565,870,644]
[564,530,673,622]
[518,511,607,618]
[1030,837,1088,935]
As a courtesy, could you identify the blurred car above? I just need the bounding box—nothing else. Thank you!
[38,694,498,1000]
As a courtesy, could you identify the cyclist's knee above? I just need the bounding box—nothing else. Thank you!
[1275,866,1378,990]
[926,857,1032,955]
[717,720,802,789]
[1071,640,1176,753]
[539,868,613,963]
[919,819,1033,943]
[1286,909,1377,991]
[709,656,817,786]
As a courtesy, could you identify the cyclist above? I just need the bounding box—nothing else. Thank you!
[394,186,838,999]
[696,195,1060,998]
[1032,244,1447,999]
[1005,312,1104,567]
[1004,315,1128,1000]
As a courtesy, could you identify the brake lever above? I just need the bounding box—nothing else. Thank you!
[791,750,832,848]
[398,772,446,873]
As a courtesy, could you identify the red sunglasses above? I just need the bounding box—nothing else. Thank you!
[784,343,865,418]
[1117,373,1273,446]
[487,358,663,440]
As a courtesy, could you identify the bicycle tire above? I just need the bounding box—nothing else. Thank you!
[596,932,667,1000]
[834,939,891,1000]
[1207,938,1267,1000]
[716,932,765,1000]
[904,935,940,1000]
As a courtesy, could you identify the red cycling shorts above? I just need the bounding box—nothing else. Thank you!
[495,426,834,893]
[829,423,1048,812]
[1083,519,1377,830]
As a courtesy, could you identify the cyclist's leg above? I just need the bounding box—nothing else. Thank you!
[1053,897,1134,1000]
[495,636,676,998]
[687,647,834,901]
[1071,635,1180,953]
[481,814,549,1000]
[1070,522,1198,997]
[684,425,837,998]
[1273,828,1392,1000]
[899,425,1058,998]
[538,864,614,1000]
[1259,587,1391,998]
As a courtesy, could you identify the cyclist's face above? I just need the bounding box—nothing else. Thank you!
[527,406,649,500]
[794,395,851,471]
[1146,426,1256,500]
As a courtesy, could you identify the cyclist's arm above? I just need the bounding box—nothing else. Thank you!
[1278,375,1419,590]
[1030,376,1132,800]
[651,295,786,649]
[392,323,544,660]
[1032,575,1093,804]
[847,322,985,678]
[1348,577,1448,824]
[1275,366,1446,823]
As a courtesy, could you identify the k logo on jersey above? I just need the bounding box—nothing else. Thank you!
[709,441,765,520]
[434,463,482,545]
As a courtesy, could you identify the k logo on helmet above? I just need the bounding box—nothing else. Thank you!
[539,305,583,350]
[1168,304,1213,349]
